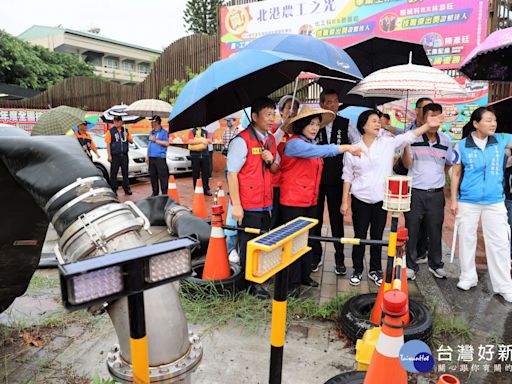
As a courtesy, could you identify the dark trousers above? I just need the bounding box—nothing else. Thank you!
[149,157,169,196]
[191,156,211,191]
[311,184,345,267]
[110,153,129,191]
[405,189,445,272]
[280,204,317,289]
[238,210,271,287]
[351,196,386,274]
[209,151,213,177]
[416,221,429,257]
[270,187,281,229]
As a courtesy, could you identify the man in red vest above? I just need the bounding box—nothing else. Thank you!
[227,97,277,299]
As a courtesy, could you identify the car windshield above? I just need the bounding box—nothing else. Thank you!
[91,134,107,149]
[133,135,149,148]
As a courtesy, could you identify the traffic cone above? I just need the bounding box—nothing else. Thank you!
[192,179,208,219]
[437,374,460,384]
[167,175,180,203]
[202,204,231,280]
[364,290,408,384]
[216,182,227,223]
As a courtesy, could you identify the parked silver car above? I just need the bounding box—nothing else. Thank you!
[90,134,149,180]
[131,134,192,175]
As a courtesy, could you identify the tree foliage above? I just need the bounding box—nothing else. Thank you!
[183,0,225,35]
[0,30,95,91]
[159,66,204,105]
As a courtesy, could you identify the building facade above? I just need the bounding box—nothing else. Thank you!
[19,25,161,85]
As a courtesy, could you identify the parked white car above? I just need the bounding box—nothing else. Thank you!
[131,134,192,175]
[90,134,149,180]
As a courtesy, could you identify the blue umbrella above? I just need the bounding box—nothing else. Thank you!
[244,34,362,80]
[169,49,362,132]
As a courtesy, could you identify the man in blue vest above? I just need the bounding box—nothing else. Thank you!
[147,116,170,196]
[106,116,134,196]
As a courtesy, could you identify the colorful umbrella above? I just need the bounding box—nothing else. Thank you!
[460,27,512,81]
[348,56,467,99]
[125,99,173,118]
[101,104,144,124]
[31,106,86,136]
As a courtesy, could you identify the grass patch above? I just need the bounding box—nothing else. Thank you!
[432,313,472,346]
[179,281,354,332]
[27,272,60,291]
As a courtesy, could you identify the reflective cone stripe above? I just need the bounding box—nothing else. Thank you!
[167,175,180,203]
[364,290,407,384]
[217,182,227,223]
[192,179,207,219]
[202,205,230,280]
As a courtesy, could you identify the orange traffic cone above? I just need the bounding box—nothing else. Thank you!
[192,179,208,219]
[216,182,227,223]
[364,290,408,384]
[167,175,180,203]
[202,204,231,280]
[437,374,460,384]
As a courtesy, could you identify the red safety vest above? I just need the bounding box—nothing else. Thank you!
[279,135,323,207]
[272,132,292,188]
[237,128,276,209]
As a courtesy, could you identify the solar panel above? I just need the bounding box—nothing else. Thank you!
[254,218,316,247]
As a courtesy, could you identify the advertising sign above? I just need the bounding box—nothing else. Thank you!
[220,0,488,70]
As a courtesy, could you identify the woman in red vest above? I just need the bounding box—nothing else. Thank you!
[279,106,363,297]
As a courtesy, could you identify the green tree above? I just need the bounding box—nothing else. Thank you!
[0,30,94,91]
[183,0,225,35]
[159,66,204,105]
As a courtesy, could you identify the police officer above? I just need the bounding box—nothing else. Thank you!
[106,115,133,196]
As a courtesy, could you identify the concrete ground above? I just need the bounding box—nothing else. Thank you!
[2,170,511,383]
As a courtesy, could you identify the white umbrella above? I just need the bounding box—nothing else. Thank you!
[101,104,143,124]
[348,54,467,99]
[125,99,173,118]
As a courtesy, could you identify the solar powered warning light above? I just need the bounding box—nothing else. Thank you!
[246,217,318,384]
[246,217,318,284]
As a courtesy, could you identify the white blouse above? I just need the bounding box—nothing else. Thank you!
[342,131,417,204]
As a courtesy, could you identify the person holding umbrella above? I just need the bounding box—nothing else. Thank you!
[146,116,170,197]
[105,115,133,196]
[227,97,277,300]
[341,109,441,287]
[278,105,363,296]
[450,107,512,302]
[74,121,100,161]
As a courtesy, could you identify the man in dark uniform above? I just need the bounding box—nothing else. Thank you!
[311,89,351,275]
[106,115,133,196]
[188,127,212,196]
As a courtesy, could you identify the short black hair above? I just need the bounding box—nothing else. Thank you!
[382,113,391,120]
[423,103,443,115]
[113,116,123,122]
[320,89,338,104]
[251,97,275,117]
[416,97,433,108]
[152,116,162,124]
[356,110,380,135]
[462,106,496,138]
[291,114,323,135]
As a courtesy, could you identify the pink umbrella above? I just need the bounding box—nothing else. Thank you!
[460,27,512,81]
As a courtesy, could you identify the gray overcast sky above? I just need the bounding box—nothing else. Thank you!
[1,0,190,51]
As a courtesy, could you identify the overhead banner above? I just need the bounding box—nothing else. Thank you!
[220,0,488,69]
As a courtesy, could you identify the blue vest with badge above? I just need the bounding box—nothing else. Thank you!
[458,133,508,204]
[109,127,129,155]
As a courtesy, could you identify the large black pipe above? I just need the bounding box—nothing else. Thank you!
[135,196,211,257]
[0,133,112,312]
[0,135,114,235]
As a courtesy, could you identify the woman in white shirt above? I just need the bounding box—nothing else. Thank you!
[341,109,441,286]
